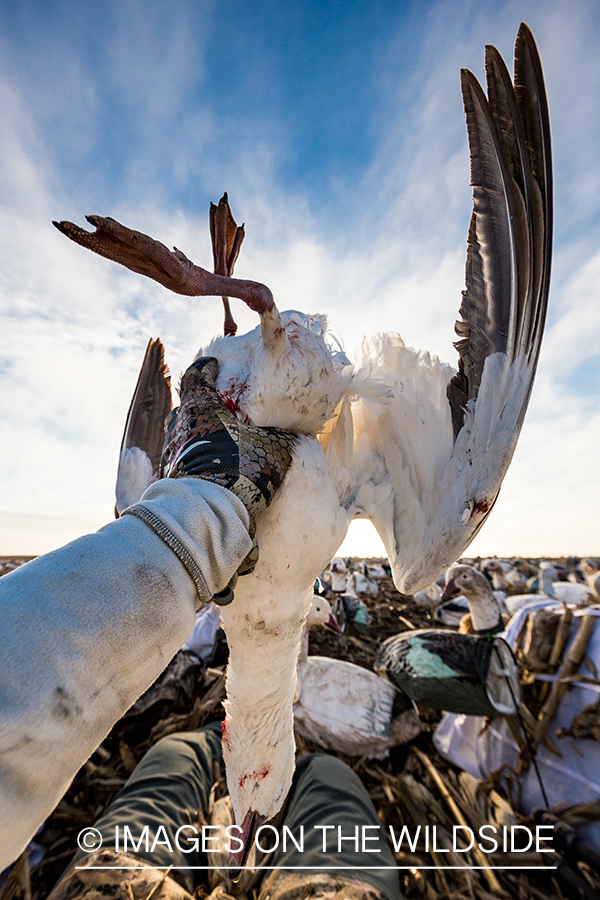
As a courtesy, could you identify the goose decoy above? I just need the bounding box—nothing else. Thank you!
[539,563,594,605]
[482,559,510,592]
[333,588,371,636]
[412,578,443,608]
[295,596,420,758]
[505,562,594,615]
[55,24,551,867]
[434,603,600,842]
[583,559,600,599]
[376,565,520,717]
[297,594,343,666]
[325,556,348,594]
[294,654,422,758]
[434,592,471,627]
[352,561,380,598]
[182,602,224,664]
[366,562,387,580]
[432,563,507,628]
[442,564,510,635]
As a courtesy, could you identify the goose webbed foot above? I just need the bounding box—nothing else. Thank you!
[210,192,245,337]
[53,213,273,318]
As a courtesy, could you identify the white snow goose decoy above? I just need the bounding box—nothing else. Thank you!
[537,563,594,606]
[294,654,422,758]
[297,594,343,668]
[294,594,421,758]
[54,24,551,869]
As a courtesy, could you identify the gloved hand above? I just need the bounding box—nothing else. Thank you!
[162,356,296,580]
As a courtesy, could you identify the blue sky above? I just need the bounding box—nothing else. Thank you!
[1,0,599,559]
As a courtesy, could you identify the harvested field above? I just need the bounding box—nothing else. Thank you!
[1,556,599,900]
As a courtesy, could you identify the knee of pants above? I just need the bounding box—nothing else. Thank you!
[140,725,223,766]
[294,753,365,792]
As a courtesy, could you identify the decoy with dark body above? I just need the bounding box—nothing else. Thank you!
[376,565,520,717]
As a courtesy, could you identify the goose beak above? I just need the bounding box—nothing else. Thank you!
[260,304,289,358]
[441,578,460,601]
[229,810,265,876]
[325,612,343,634]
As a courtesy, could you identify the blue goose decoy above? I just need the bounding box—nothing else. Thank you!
[376,566,520,717]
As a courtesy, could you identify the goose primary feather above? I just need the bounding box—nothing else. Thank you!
[54,24,551,859]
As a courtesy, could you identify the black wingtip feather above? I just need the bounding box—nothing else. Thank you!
[447,26,552,441]
[119,338,173,472]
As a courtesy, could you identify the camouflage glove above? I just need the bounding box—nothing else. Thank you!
[162,357,296,589]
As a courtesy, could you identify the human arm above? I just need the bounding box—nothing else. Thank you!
[0,478,251,868]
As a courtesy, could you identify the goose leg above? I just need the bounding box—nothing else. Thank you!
[53,213,271,315]
[209,192,245,336]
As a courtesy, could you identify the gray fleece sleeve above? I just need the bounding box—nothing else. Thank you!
[0,478,251,870]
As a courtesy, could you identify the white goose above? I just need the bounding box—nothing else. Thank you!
[54,24,551,867]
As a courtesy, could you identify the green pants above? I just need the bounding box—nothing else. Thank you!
[69,724,401,900]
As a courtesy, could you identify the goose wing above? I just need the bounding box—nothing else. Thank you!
[341,24,552,594]
[115,338,172,515]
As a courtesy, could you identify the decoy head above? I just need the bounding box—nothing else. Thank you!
[442,565,504,633]
[306,594,343,633]
[442,565,493,602]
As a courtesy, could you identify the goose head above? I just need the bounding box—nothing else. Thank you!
[306,594,342,632]
[442,564,504,634]
[201,310,362,434]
